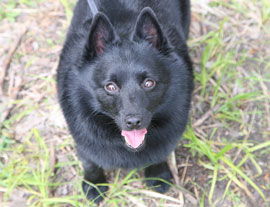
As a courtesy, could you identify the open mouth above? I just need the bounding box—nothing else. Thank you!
[121,128,147,149]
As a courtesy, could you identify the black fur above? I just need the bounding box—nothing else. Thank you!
[57,0,193,203]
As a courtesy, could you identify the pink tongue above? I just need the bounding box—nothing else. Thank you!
[121,128,147,149]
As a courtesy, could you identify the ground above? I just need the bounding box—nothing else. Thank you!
[0,0,270,207]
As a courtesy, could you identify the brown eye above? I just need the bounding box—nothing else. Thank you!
[143,79,155,89]
[105,82,119,93]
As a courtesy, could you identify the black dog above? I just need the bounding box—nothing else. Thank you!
[57,0,193,203]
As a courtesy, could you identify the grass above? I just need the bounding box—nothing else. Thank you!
[0,129,184,206]
[1,128,82,207]
[1,0,270,206]
[60,0,75,23]
[0,0,40,21]
[0,1,20,22]
[183,124,270,204]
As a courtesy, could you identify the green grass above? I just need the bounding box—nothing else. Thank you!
[1,128,83,207]
[0,128,182,207]
[0,0,40,21]
[262,0,270,23]
[185,1,270,204]
[183,125,270,205]
[60,0,75,22]
[0,0,20,21]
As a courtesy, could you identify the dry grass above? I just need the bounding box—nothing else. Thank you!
[0,0,270,206]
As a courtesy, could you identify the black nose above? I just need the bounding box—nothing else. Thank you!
[126,116,142,130]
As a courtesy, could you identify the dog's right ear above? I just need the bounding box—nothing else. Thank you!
[86,13,118,57]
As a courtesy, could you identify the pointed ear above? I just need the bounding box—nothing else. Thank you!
[133,7,167,50]
[87,13,118,57]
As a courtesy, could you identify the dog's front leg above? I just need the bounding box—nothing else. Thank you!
[82,161,108,203]
[144,161,173,193]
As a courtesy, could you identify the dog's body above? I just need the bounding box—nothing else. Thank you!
[57,0,193,203]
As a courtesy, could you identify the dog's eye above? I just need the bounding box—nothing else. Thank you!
[105,82,119,93]
[143,79,156,89]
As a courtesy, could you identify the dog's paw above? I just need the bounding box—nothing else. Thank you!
[144,162,172,193]
[82,180,108,204]
[145,178,171,193]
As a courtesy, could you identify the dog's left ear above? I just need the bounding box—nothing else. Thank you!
[133,7,168,51]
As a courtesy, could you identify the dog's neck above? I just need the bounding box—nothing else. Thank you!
[87,0,98,15]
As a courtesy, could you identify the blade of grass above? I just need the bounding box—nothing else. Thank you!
[208,164,218,204]
[220,157,265,200]
[248,141,270,152]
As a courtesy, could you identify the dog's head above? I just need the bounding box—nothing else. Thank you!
[78,8,182,150]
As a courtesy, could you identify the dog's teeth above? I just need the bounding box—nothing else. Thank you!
[124,137,132,147]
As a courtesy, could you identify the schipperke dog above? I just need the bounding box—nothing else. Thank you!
[57,0,193,203]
